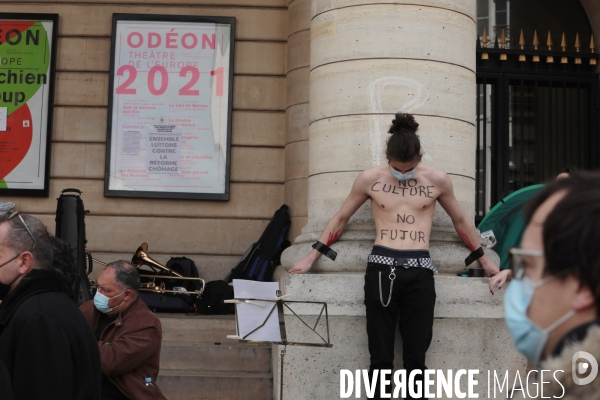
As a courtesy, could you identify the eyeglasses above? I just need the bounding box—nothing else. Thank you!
[8,212,36,252]
[509,247,544,280]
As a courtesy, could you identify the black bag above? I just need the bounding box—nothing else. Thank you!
[226,204,291,283]
[55,188,92,305]
[166,256,203,292]
[139,292,194,313]
[195,280,234,315]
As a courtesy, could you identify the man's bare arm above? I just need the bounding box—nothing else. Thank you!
[289,172,371,274]
[435,171,499,277]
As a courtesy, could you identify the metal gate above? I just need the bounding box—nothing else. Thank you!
[475,30,599,223]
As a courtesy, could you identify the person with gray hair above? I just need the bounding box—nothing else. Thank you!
[0,212,101,399]
[80,260,167,399]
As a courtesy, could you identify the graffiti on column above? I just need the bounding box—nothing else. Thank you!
[368,77,430,166]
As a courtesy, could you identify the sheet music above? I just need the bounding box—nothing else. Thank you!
[233,280,282,342]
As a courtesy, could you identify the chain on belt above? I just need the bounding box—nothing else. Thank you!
[379,266,396,307]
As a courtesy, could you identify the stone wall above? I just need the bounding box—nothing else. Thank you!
[581,0,600,56]
[0,1,288,281]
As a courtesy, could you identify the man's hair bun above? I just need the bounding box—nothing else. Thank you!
[386,112,422,162]
[389,112,419,134]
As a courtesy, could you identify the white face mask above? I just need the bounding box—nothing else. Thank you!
[390,166,416,181]
[94,290,125,314]
[504,276,576,366]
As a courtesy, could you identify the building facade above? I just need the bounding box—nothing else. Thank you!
[1,0,598,398]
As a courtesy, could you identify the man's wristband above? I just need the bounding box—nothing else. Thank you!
[464,247,485,266]
[312,241,337,261]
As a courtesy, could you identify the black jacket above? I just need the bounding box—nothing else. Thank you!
[0,269,101,400]
[0,357,12,400]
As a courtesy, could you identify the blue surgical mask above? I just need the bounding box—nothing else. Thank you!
[390,167,416,181]
[94,290,125,314]
[504,276,575,366]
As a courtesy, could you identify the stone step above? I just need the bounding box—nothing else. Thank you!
[160,341,271,372]
[157,370,272,400]
[159,314,238,343]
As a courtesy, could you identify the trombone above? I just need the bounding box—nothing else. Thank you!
[92,242,205,296]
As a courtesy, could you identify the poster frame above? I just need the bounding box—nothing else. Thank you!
[104,13,235,201]
[0,13,58,197]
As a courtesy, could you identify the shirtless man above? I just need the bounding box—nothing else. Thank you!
[289,113,499,399]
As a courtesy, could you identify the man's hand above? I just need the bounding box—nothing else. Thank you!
[489,269,512,295]
[479,255,500,277]
[289,254,316,274]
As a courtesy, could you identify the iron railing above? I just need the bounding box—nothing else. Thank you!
[475,29,599,223]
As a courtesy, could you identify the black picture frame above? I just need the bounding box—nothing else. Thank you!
[104,14,235,200]
[0,13,58,197]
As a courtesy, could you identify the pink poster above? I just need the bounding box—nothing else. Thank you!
[105,15,235,200]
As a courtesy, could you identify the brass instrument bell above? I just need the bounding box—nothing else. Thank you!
[131,242,183,277]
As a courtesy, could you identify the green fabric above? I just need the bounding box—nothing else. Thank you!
[477,184,545,270]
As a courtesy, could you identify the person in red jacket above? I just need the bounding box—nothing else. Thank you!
[80,260,167,400]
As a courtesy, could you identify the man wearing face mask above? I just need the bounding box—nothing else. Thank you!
[80,260,167,400]
[0,212,101,399]
[504,172,600,398]
[290,112,499,399]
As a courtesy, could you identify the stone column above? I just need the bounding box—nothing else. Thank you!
[282,0,491,274]
[284,0,312,243]
[276,1,522,399]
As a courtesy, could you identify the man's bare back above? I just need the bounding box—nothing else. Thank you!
[363,163,440,250]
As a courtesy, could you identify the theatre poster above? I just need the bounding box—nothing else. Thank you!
[105,14,235,200]
[0,14,58,196]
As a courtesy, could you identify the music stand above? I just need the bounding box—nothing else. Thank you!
[225,280,333,400]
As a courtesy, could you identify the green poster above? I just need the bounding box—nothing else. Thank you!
[0,15,57,196]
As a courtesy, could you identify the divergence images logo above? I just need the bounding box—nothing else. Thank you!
[572,351,598,386]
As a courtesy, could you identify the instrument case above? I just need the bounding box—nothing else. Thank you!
[55,188,92,305]
[138,292,194,313]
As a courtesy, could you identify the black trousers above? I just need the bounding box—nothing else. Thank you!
[364,247,436,400]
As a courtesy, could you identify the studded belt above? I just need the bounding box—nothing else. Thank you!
[368,254,438,274]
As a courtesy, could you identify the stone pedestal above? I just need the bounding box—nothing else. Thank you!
[272,272,525,399]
